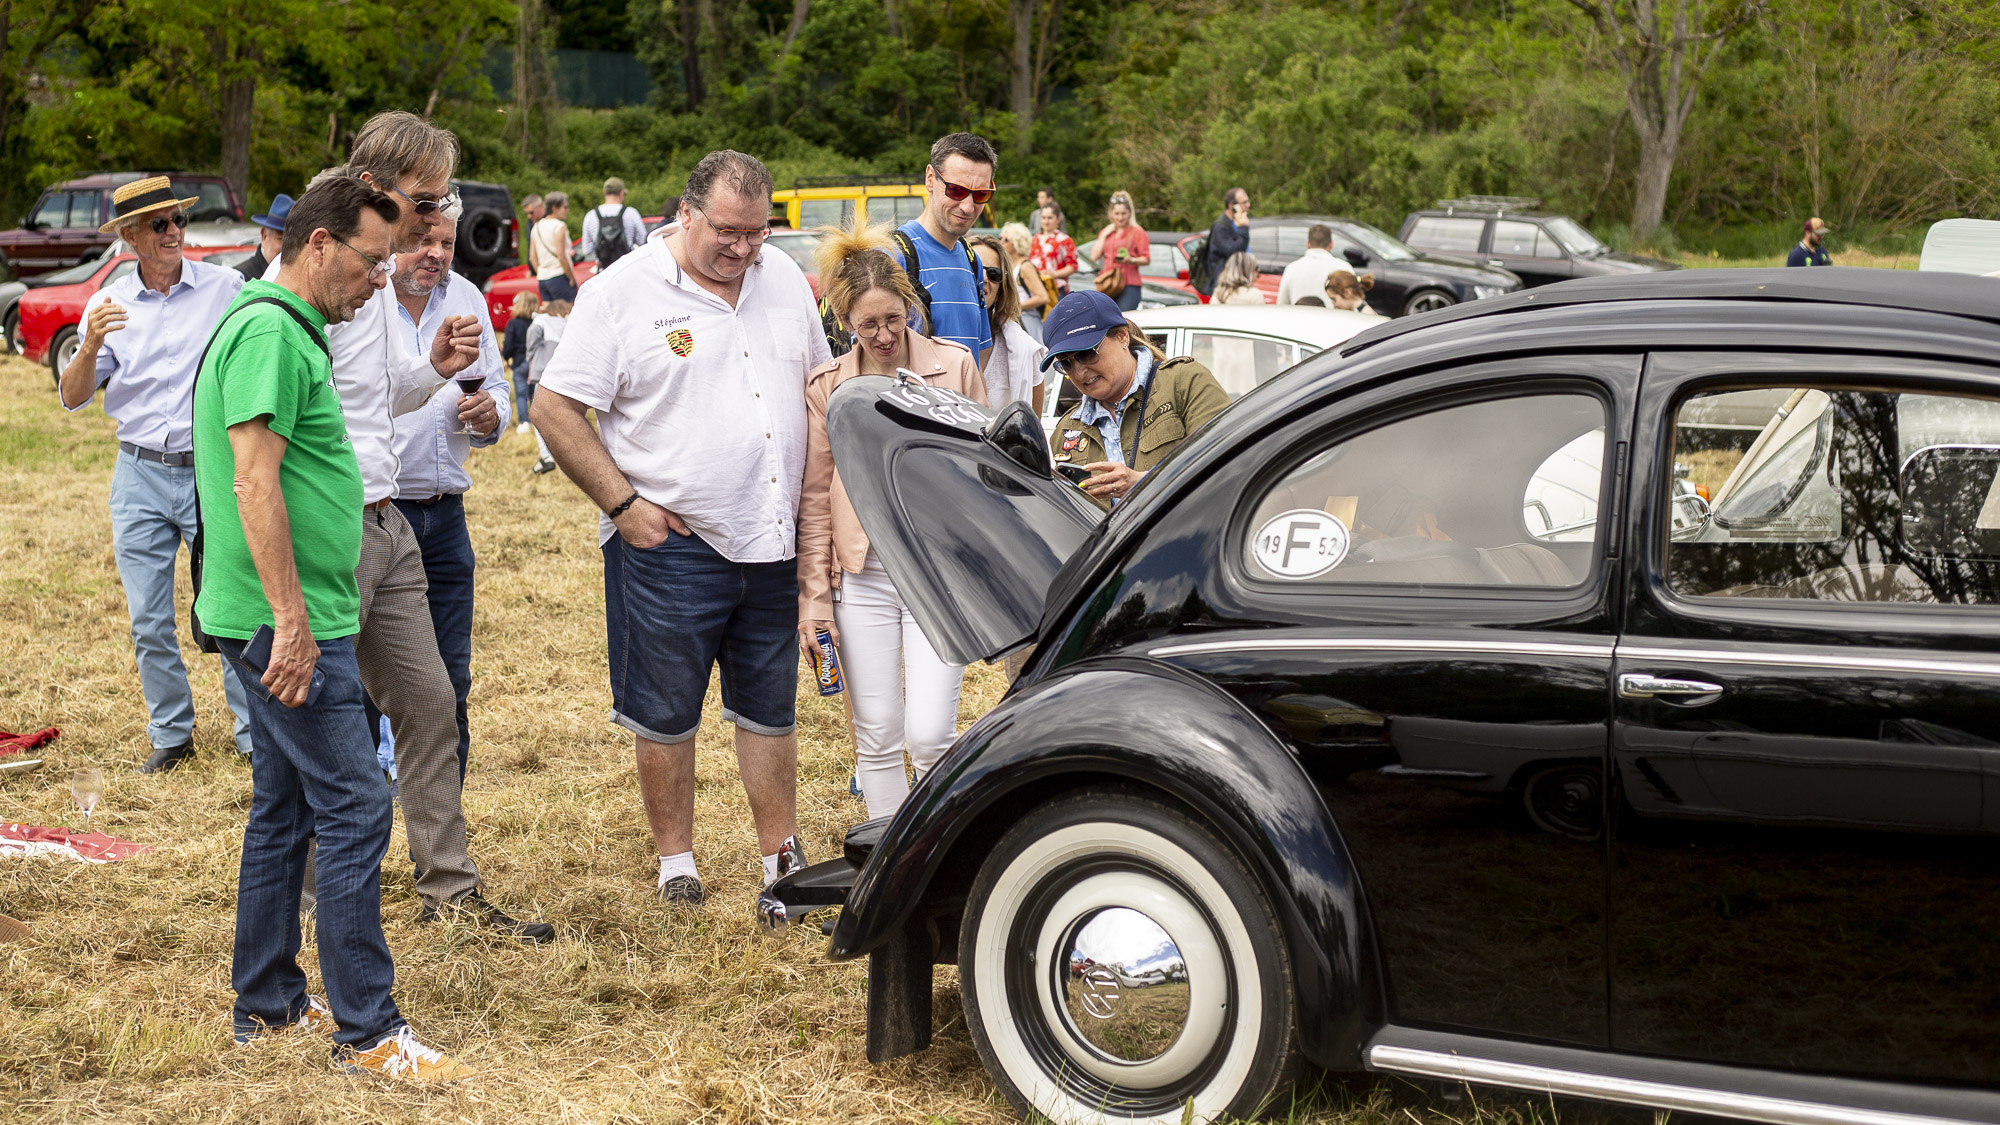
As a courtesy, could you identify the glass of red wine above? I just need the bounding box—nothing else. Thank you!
[454,375,486,435]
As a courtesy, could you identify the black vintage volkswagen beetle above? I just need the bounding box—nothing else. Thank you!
[761,269,2000,1125]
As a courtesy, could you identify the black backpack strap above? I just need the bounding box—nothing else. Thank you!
[890,229,933,328]
[187,294,330,653]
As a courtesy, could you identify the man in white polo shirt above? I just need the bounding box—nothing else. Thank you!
[533,149,831,910]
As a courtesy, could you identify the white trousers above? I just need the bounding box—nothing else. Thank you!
[834,553,967,820]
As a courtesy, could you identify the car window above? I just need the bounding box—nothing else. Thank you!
[31,192,70,229]
[104,259,137,286]
[797,199,851,231]
[1332,220,1417,262]
[1408,217,1485,253]
[1668,386,2000,605]
[1141,244,1180,278]
[173,180,235,222]
[1190,332,1294,397]
[878,197,925,227]
[1543,216,1606,256]
[1248,227,1278,258]
[1275,226,1310,258]
[767,232,821,273]
[1493,220,1563,259]
[67,191,102,229]
[1244,393,1605,587]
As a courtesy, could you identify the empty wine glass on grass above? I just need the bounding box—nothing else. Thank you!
[454,375,487,436]
[70,767,104,832]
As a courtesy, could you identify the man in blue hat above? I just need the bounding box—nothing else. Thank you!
[1040,289,1229,509]
[236,194,291,281]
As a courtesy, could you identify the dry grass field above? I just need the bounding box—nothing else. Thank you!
[0,353,1636,1125]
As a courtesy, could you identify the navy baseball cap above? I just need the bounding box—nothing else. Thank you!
[1038,289,1127,372]
[251,193,293,233]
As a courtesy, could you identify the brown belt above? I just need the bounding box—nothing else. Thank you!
[367,498,394,511]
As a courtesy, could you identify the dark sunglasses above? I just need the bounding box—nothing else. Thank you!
[1053,342,1102,374]
[981,265,1004,283]
[392,185,461,217]
[149,213,189,233]
[938,177,996,206]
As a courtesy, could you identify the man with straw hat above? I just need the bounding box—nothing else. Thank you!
[58,174,255,774]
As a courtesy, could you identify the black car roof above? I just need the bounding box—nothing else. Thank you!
[1339,267,2000,357]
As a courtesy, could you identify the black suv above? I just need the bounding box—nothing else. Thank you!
[449,179,518,289]
[1185,215,1522,316]
[1399,197,1678,289]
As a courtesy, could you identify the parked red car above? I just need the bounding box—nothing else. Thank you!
[20,243,255,379]
[0,172,241,280]
[479,223,824,330]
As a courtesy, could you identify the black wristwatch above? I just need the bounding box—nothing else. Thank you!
[607,492,641,519]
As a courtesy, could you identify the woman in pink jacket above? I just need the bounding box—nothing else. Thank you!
[797,225,988,819]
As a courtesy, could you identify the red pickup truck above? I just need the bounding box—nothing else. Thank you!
[0,172,240,280]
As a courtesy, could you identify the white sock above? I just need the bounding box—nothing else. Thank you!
[761,851,781,885]
[658,851,697,886]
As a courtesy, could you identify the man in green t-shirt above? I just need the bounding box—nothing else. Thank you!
[193,174,467,1079]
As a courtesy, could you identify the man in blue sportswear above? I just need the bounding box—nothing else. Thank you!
[892,132,996,368]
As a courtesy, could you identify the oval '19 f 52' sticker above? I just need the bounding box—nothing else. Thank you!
[1252,509,1351,579]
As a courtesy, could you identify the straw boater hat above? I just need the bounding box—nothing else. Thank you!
[97,175,199,234]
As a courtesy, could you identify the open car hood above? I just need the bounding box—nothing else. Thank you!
[825,375,1103,664]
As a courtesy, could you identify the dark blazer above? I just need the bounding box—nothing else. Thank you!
[501,315,531,372]
[1201,214,1249,294]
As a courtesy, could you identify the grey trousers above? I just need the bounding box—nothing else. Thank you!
[307,503,481,908]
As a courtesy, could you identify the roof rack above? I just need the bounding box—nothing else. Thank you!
[790,174,924,189]
[1434,196,1543,215]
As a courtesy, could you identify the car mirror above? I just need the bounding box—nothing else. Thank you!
[1900,445,2000,559]
[1342,248,1368,268]
[985,400,1053,478]
[1669,493,1713,542]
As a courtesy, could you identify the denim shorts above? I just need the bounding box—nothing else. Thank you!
[603,530,799,744]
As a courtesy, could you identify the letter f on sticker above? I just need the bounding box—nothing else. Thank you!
[1283,521,1315,570]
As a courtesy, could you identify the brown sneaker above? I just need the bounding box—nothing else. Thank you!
[338,1025,470,1081]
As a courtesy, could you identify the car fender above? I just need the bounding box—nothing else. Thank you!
[828,655,1377,1069]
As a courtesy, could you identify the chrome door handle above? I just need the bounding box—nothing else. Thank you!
[1619,673,1723,700]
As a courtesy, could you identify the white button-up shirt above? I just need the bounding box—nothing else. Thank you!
[263,255,451,503]
[71,257,245,450]
[389,270,510,499]
[537,224,831,561]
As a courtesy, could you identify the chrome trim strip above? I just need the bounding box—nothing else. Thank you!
[1617,644,2000,680]
[1149,637,1615,660]
[1366,1045,1974,1125]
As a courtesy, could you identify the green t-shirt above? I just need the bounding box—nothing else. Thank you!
[193,281,363,640]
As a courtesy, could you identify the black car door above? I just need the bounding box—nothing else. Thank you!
[1486,220,1574,289]
[1321,228,1410,314]
[1613,351,2000,1084]
[1157,356,1640,1047]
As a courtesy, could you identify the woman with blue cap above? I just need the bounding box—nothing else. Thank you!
[1042,289,1229,508]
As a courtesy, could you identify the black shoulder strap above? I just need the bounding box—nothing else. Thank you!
[890,229,933,325]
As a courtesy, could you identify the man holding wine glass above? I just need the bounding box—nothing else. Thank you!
[385,214,509,792]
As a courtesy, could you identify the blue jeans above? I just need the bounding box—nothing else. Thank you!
[1114,282,1143,312]
[603,531,799,744]
[372,493,473,780]
[537,276,577,303]
[511,362,533,425]
[108,451,253,753]
[222,634,400,1049]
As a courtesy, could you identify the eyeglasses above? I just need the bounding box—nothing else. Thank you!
[694,207,770,247]
[149,213,189,234]
[981,265,1004,284]
[850,313,907,339]
[1053,342,1103,375]
[937,177,996,206]
[330,234,394,278]
[390,185,461,217]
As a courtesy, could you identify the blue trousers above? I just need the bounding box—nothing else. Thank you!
[108,450,253,753]
[223,634,401,1049]
[366,493,474,780]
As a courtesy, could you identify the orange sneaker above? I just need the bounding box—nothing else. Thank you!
[338,1025,470,1081]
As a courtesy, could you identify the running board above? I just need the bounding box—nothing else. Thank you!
[1366,1028,2000,1125]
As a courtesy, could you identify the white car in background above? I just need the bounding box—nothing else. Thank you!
[1041,303,1382,433]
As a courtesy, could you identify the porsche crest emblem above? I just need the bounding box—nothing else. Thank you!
[666,328,695,357]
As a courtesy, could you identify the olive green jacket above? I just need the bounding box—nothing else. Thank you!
[1049,356,1231,501]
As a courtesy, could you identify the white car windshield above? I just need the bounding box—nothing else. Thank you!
[1545,217,1608,257]
[1333,221,1415,262]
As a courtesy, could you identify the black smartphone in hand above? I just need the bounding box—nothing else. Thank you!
[1055,463,1093,486]
[241,624,326,707]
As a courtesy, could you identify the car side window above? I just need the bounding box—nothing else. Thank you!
[173,181,234,222]
[32,192,70,228]
[798,199,852,230]
[67,191,102,229]
[1493,220,1562,259]
[1248,228,1278,258]
[1243,393,1606,588]
[1410,217,1485,253]
[1668,386,2000,605]
[1190,332,1294,397]
[105,260,137,286]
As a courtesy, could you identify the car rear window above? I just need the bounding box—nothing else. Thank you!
[173,180,236,222]
[1407,217,1485,253]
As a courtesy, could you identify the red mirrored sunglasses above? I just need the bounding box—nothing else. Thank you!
[938,177,996,206]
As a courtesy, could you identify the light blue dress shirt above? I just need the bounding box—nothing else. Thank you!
[1074,347,1156,467]
[70,258,245,451]
[389,270,510,499]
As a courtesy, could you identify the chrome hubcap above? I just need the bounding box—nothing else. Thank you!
[1407,292,1454,315]
[1060,907,1190,1063]
[1032,871,1228,1087]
